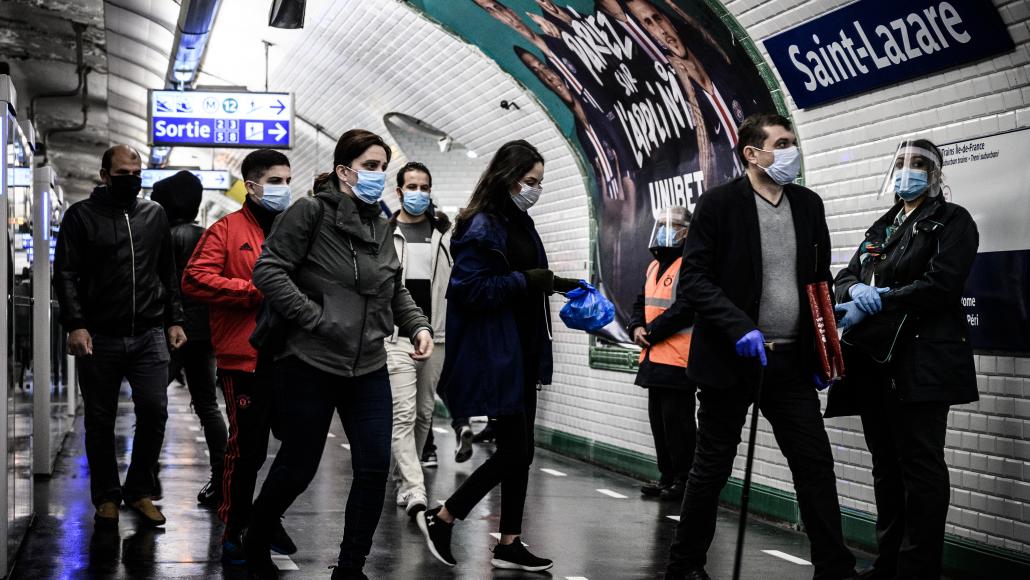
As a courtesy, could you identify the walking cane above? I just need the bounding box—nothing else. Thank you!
[732,346,769,580]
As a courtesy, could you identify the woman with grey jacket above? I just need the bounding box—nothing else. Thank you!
[243,129,433,580]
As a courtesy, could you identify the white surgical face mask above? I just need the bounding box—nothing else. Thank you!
[753,145,801,185]
[512,182,542,212]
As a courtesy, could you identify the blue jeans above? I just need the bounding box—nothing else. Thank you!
[77,327,170,505]
[249,356,392,570]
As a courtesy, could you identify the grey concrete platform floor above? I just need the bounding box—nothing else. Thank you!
[12,384,897,579]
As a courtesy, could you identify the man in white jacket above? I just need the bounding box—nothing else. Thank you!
[388,162,453,516]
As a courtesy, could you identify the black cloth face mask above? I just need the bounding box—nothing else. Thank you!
[108,174,142,205]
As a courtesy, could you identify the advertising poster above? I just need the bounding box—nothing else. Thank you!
[941,128,1030,353]
[407,0,779,344]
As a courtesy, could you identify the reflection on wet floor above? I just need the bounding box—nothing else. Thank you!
[13,384,884,579]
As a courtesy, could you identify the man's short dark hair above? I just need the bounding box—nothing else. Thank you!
[736,113,792,165]
[241,149,290,182]
[396,161,432,189]
[101,145,140,171]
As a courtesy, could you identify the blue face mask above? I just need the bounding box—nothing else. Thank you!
[894,168,929,201]
[655,225,681,247]
[255,183,291,212]
[402,191,431,216]
[345,167,387,204]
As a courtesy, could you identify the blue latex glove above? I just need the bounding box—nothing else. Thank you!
[834,302,867,333]
[848,283,891,314]
[735,329,768,367]
[813,373,836,391]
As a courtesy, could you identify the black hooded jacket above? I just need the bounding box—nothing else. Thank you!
[152,171,209,340]
[54,185,184,336]
[827,195,979,415]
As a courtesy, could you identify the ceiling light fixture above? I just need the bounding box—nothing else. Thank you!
[269,0,306,29]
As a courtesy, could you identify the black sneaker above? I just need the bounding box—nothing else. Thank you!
[472,422,497,443]
[329,565,369,579]
[660,482,686,502]
[197,480,222,508]
[417,506,456,566]
[490,538,553,572]
[420,451,439,468]
[242,528,278,580]
[641,481,666,497]
[666,568,711,580]
[222,533,246,566]
[454,426,474,463]
[270,518,297,555]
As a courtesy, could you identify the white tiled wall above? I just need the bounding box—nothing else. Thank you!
[715,0,1030,554]
[219,0,1030,555]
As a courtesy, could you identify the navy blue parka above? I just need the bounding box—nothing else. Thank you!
[437,211,553,419]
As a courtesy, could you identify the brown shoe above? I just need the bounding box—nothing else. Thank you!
[128,497,166,527]
[94,501,119,528]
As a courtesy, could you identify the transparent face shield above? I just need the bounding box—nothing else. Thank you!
[878,140,943,200]
[648,206,689,249]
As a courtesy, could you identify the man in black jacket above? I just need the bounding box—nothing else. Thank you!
[151,170,227,509]
[54,145,187,528]
[664,115,855,580]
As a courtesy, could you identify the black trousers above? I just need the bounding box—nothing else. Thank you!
[445,383,537,535]
[647,386,697,485]
[861,395,950,580]
[250,357,393,570]
[169,339,227,485]
[667,350,855,579]
[77,327,169,505]
[218,361,274,537]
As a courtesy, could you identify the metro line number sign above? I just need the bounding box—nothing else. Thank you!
[148,90,293,148]
[763,0,1014,109]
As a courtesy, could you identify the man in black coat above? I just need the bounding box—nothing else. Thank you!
[54,145,186,528]
[151,170,228,509]
[664,115,856,580]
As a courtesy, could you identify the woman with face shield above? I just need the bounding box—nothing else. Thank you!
[628,206,697,501]
[829,139,980,580]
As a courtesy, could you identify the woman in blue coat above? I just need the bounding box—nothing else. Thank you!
[417,140,578,573]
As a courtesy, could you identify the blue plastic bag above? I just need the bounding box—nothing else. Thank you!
[559,281,616,331]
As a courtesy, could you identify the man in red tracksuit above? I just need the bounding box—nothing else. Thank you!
[182,149,295,564]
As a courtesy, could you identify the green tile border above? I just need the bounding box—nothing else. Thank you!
[534,424,1030,579]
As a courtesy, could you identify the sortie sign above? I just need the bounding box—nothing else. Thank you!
[148,90,293,148]
[763,0,1014,109]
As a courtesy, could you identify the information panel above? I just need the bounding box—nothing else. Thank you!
[148,90,293,148]
[141,169,232,190]
[942,128,1030,353]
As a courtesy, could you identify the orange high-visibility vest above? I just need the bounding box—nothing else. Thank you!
[638,257,691,368]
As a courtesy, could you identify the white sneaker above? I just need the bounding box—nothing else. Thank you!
[405,493,428,517]
[396,489,413,507]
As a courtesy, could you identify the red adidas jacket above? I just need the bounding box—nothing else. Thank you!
[182,204,265,372]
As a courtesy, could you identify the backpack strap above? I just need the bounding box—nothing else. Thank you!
[302,193,329,260]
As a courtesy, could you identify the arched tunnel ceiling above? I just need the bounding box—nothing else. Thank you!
[1,0,179,200]
[0,0,108,196]
[220,0,587,215]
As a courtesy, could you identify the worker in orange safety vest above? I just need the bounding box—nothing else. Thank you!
[628,206,696,502]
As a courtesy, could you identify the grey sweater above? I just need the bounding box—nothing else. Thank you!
[755,192,800,342]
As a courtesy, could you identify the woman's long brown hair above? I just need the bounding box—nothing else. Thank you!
[455,140,544,233]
